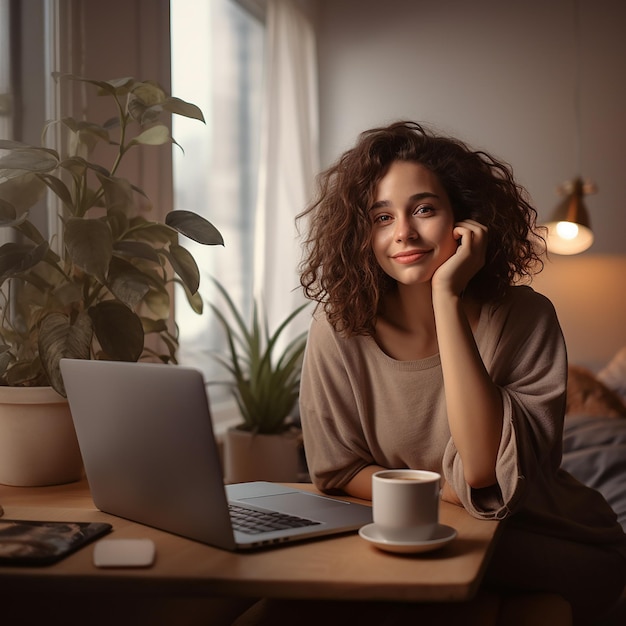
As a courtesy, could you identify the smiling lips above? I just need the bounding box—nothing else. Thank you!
[391,249,430,264]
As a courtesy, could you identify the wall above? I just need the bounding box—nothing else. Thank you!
[314,0,626,366]
[532,255,626,369]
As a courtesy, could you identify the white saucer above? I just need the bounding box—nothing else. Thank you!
[358,523,457,554]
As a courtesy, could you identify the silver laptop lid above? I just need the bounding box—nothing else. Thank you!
[60,359,237,550]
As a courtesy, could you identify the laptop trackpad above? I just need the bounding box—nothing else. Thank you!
[238,493,349,516]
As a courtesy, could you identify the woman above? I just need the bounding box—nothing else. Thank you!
[297,121,626,623]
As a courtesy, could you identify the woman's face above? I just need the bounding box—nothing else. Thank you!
[369,160,458,286]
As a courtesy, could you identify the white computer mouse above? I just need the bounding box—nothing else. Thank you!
[93,538,156,568]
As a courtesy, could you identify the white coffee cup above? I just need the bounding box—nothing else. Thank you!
[372,469,441,542]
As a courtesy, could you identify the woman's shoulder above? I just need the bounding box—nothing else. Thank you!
[309,307,373,353]
[478,285,561,341]
[310,306,335,335]
[490,284,557,316]
[310,307,351,346]
[475,286,566,370]
[306,308,381,376]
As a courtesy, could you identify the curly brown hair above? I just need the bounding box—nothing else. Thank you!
[297,121,545,336]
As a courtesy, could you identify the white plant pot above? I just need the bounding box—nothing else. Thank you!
[224,427,303,484]
[0,386,84,487]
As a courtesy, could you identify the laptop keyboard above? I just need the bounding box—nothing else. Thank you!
[229,504,321,535]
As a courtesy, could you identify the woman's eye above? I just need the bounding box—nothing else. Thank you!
[414,204,434,216]
[373,214,392,224]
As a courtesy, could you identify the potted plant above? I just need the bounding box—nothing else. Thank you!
[209,278,308,483]
[0,74,223,486]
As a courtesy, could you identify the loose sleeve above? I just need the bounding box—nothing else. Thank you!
[443,288,568,519]
[299,314,375,492]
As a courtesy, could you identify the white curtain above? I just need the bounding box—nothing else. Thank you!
[253,0,319,340]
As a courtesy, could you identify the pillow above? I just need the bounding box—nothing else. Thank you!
[597,346,626,405]
[566,364,626,419]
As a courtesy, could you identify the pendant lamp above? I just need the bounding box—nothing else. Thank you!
[544,0,595,256]
[545,177,594,255]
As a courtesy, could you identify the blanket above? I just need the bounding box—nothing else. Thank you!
[562,415,626,532]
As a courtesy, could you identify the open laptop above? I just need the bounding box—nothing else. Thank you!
[60,358,372,551]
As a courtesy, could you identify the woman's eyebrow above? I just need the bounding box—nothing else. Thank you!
[369,199,390,211]
[369,192,440,212]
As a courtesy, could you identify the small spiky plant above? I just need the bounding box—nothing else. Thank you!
[209,279,308,435]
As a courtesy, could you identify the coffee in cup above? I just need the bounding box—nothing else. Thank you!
[372,469,440,542]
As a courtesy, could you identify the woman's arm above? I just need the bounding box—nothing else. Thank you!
[343,464,386,500]
[300,314,380,493]
[432,220,503,489]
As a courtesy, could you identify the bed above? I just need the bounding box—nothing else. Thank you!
[561,347,626,533]
[560,348,626,623]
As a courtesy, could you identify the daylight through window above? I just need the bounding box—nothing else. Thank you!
[171,0,264,421]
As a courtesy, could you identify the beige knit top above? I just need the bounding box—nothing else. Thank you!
[300,286,626,552]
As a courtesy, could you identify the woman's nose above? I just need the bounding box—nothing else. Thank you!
[395,216,417,242]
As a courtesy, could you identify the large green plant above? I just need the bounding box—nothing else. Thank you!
[209,279,308,435]
[0,74,223,394]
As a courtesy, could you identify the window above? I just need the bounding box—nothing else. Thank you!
[0,0,11,135]
[170,0,265,424]
[0,0,13,247]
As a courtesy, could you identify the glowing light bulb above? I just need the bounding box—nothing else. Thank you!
[555,221,579,240]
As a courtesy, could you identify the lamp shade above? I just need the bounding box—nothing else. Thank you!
[545,177,594,255]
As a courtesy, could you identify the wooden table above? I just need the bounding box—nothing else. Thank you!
[0,478,501,605]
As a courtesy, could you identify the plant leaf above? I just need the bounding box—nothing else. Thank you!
[113,240,161,264]
[60,156,92,177]
[0,172,47,212]
[60,117,110,142]
[64,217,113,283]
[14,218,48,246]
[143,285,171,319]
[173,277,203,314]
[131,81,167,106]
[126,219,178,245]
[165,243,200,294]
[165,210,224,246]
[141,317,168,334]
[100,77,137,94]
[0,348,11,378]
[128,82,173,125]
[38,311,94,395]
[97,173,136,215]
[187,288,203,314]
[211,278,254,353]
[130,124,171,147]
[0,241,49,285]
[0,139,59,159]
[39,173,74,209]
[106,256,151,308]
[162,97,205,123]
[0,148,59,183]
[52,72,136,96]
[0,198,18,225]
[88,300,144,361]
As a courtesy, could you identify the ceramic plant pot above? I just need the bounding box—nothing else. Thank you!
[0,386,83,486]
[223,427,303,484]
